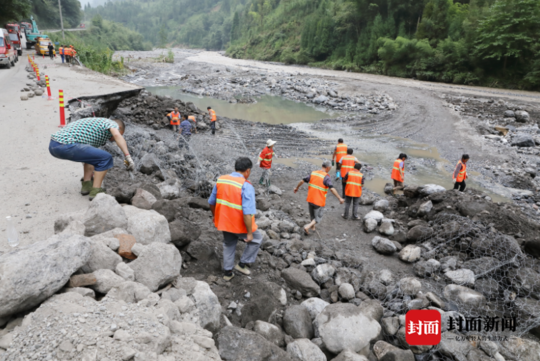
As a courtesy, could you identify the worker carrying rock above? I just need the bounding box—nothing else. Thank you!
[453,154,469,192]
[391,153,408,195]
[258,139,277,187]
[208,157,262,281]
[167,107,181,132]
[339,148,361,198]
[294,161,344,235]
[208,106,217,135]
[342,163,365,220]
[188,115,198,134]
[178,115,195,148]
[332,138,347,180]
[49,117,134,200]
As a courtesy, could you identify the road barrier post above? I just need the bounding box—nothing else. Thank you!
[36,68,40,81]
[46,75,52,99]
[58,90,65,127]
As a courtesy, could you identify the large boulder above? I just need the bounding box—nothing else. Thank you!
[83,194,128,236]
[283,305,313,339]
[378,219,395,236]
[282,268,321,297]
[157,178,182,200]
[301,298,329,321]
[373,200,389,212]
[91,269,125,294]
[418,184,445,196]
[237,281,287,328]
[373,340,415,361]
[106,281,152,304]
[311,264,336,284]
[364,210,384,222]
[127,243,181,291]
[0,234,91,318]
[316,303,381,354]
[123,205,171,245]
[151,199,177,222]
[287,339,327,361]
[515,110,530,122]
[139,153,160,174]
[508,268,540,299]
[511,134,535,147]
[80,239,122,273]
[443,284,486,307]
[216,326,292,361]
[399,245,422,263]
[332,351,368,361]
[131,188,157,210]
[406,226,432,242]
[445,269,475,287]
[371,236,397,255]
[169,218,201,248]
[174,277,221,332]
[253,320,285,347]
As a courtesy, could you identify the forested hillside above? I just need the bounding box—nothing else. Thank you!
[86,0,540,89]
[2,0,82,28]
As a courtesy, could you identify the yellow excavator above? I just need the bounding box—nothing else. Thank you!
[34,37,55,56]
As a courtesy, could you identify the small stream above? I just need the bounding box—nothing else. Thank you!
[147,86,508,202]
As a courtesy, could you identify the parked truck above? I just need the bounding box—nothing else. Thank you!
[24,16,48,49]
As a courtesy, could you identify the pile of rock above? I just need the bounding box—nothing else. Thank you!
[20,66,47,100]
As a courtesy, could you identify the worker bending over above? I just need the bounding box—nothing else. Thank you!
[178,115,195,148]
[294,161,344,235]
[332,138,347,181]
[208,157,262,281]
[167,107,181,132]
[258,139,277,187]
[342,163,364,220]
[339,148,360,198]
[188,115,198,134]
[49,117,134,200]
[391,153,407,195]
[208,106,217,135]
[453,154,469,192]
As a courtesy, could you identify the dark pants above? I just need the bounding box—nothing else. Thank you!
[342,181,347,198]
[344,196,360,219]
[211,121,216,135]
[60,54,64,63]
[49,52,54,59]
[454,181,466,192]
[49,140,113,171]
[179,134,191,148]
[222,231,263,271]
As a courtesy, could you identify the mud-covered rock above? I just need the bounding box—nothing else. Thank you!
[253,320,285,347]
[371,236,397,255]
[282,268,321,297]
[283,305,313,339]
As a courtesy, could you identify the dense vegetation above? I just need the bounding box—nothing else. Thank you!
[45,16,151,73]
[1,0,83,29]
[87,0,540,89]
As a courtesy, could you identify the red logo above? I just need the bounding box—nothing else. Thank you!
[405,310,441,346]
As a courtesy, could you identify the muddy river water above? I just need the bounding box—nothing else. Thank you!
[148,86,507,202]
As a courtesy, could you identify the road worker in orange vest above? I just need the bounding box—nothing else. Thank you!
[453,154,469,192]
[208,106,217,135]
[258,139,277,187]
[332,138,347,180]
[294,161,344,235]
[187,115,198,133]
[208,157,262,281]
[391,153,408,195]
[167,107,181,132]
[64,46,72,63]
[342,163,365,220]
[339,148,361,198]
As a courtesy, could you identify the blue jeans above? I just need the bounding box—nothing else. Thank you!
[49,140,114,171]
[60,55,64,63]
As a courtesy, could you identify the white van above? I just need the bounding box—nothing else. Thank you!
[0,28,18,69]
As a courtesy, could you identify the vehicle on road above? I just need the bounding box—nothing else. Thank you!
[20,22,32,33]
[5,25,22,56]
[35,37,55,56]
[24,16,48,49]
[0,28,18,69]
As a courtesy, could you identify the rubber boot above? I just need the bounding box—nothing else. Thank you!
[80,180,93,196]
[89,187,106,201]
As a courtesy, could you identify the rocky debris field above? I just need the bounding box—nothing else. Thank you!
[19,65,50,100]
[2,88,540,360]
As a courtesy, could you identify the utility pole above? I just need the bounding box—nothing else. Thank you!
[58,0,65,40]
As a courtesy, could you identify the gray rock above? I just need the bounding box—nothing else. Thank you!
[445,269,475,287]
[371,236,397,255]
[508,267,540,299]
[418,184,445,196]
[311,264,336,284]
[128,243,181,292]
[105,281,152,303]
[438,331,473,360]
[378,219,394,236]
[217,326,292,361]
[115,262,135,281]
[364,210,384,222]
[59,220,85,236]
[139,153,160,174]
[417,200,433,216]
[301,298,329,321]
[406,226,432,242]
[363,218,378,233]
[373,340,415,361]
[399,277,422,296]
[174,278,221,332]
[313,95,328,104]
[511,134,535,147]
[475,278,499,300]
[123,205,171,245]
[0,234,91,318]
[413,259,441,277]
[169,218,201,248]
[443,284,486,307]
[381,317,400,336]
[504,110,515,118]
[131,188,157,210]
[65,287,96,299]
[83,194,128,237]
[373,200,389,212]
[338,283,355,301]
[279,221,295,233]
[92,269,125,294]
[287,339,327,361]
[20,95,28,101]
[157,178,182,200]
[515,110,530,122]
[399,245,422,263]
[316,303,381,354]
[253,320,285,347]
[81,239,122,273]
[462,257,499,276]
[331,350,368,361]
[283,305,313,339]
[499,336,540,361]
[268,185,283,195]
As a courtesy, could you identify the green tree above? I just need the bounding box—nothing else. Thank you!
[0,0,31,24]
[416,0,452,42]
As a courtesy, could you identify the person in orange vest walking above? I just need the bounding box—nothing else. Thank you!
[167,107,181,132]
[59,45,65,63]
[258,139,277,187]
[294,161,344,235]
[208,106,217,135]
[188,115,198,134]
[332,138,347,180]
[453,154,469,192]
[208,157,262,281]
[339,148,361,198]
[342,163,365,220]
[391,153,408,194]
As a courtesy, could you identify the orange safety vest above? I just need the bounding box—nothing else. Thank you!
[453,160,467,182]
[335,143,347,163]
[168,111,181,125]
[307,170,329,207]
[391,159,405,182]
[188,115,196,123]
[345,170,363,198]
[209,109,217,122]
[64,48,72,56]
[340,155,356,178]
[214,175,258,234]
[59,46,63,55]
[258,146,275,169]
